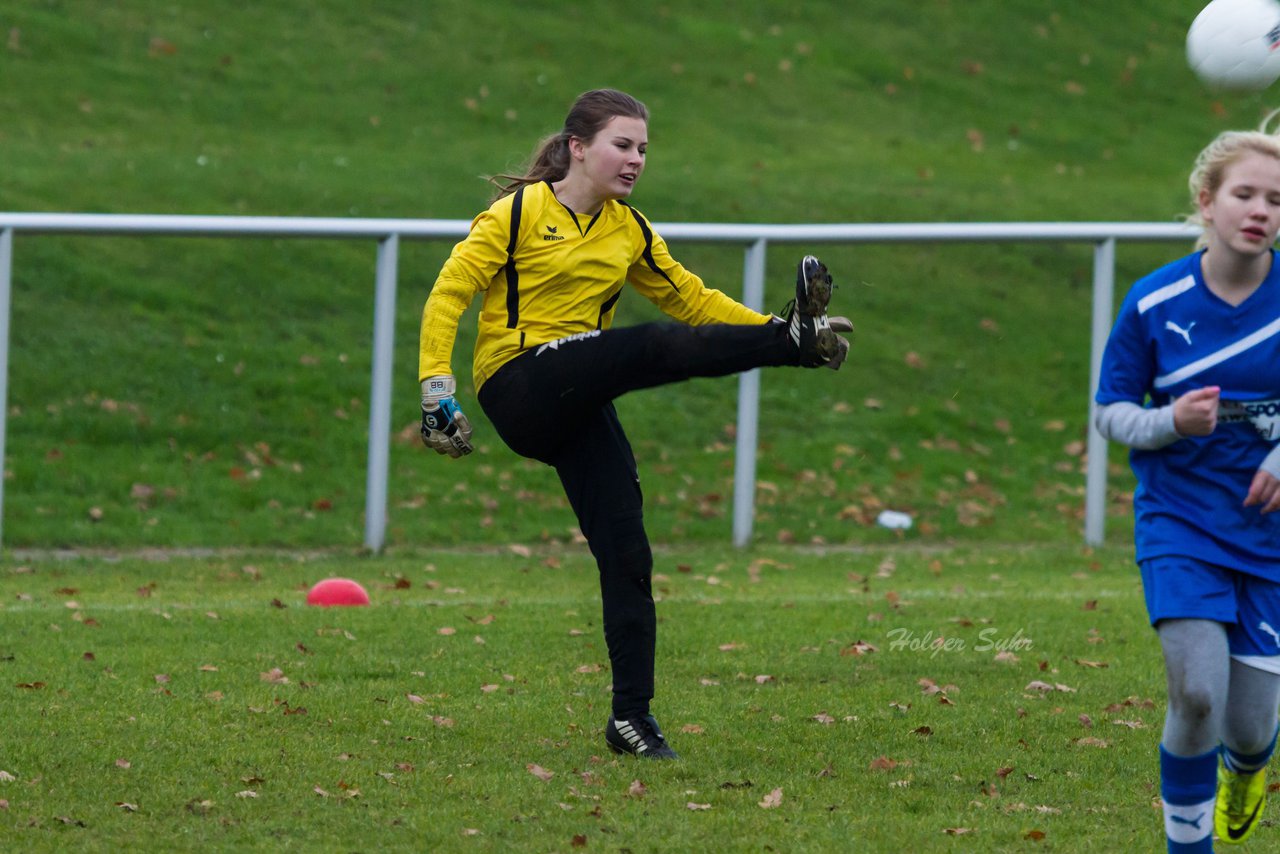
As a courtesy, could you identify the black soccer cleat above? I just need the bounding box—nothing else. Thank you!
[783,254,839,366]
[605,714,679,760]
[795,254,833,316]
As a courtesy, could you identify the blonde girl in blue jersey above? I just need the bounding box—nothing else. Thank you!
[1096,115,1280,851]
[417,89,852,759]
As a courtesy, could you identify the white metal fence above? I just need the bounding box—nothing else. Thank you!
[0,213,1202,551]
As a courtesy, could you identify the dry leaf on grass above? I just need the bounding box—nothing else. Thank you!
[758,787,783,809]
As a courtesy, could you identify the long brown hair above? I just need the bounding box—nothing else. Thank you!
[488,89,649,199]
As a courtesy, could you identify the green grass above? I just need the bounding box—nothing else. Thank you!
[0,0,1267,549]
[0,5,1264,850]
[0,543,1169,852]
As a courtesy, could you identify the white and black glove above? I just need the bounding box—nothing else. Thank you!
[826,316,853,371]
[420,375,473,457]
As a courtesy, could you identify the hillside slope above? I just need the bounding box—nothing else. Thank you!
[0,0,1268,549]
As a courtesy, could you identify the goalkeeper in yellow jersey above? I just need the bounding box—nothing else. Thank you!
[418,88,851,759]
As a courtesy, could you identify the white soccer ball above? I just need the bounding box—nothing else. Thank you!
[1187,0,1280,90]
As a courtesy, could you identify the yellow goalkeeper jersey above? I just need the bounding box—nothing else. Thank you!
[418,180,772,390]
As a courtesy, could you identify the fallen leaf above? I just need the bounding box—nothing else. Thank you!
[758,787,783,809]
[686,802,712,811]
[1112,719,1147,729]
[527,764,554,782]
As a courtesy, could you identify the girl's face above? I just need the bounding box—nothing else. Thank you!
[571,115,647,203]
[1199,151,1280,258]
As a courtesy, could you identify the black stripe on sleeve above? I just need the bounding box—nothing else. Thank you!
[624,204,680,292]
[504,185,526,329]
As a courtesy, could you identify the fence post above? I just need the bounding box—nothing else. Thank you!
[1084,237,1116,547]
[0,229,10,550]
[364,233,399,552]
[732,238,768,548]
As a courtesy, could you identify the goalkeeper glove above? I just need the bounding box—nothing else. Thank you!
[825,316,853,371]
[420,375,473,458]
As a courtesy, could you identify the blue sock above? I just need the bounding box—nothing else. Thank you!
[1222,725,1277,775]
[1160,744,1218,853]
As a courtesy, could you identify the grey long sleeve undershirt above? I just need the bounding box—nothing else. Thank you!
[1095,401,1280,479]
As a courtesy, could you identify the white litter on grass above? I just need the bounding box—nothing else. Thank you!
[876,510,914,530]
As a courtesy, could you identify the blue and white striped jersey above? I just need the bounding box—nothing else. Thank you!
[1097,249,1280,572]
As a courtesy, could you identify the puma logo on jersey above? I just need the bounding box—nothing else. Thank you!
[543,225,564,241]
[1260,621,1280,649]
[1165,320,1195,345]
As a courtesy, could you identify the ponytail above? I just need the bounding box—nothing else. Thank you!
[488,131,572,199]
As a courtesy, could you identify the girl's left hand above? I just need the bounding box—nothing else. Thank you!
[1244,469,1280,514]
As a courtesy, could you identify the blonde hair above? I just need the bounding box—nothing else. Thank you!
[488,89,648,200]
[1187,109,1280,249]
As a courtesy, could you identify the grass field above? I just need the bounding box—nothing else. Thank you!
[0,543,1171,852]
[4,2,1277,850]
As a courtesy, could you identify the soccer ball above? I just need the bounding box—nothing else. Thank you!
[1186,0,1280,90]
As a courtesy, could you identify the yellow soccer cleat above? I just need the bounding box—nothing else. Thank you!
[1216,761,1268,845]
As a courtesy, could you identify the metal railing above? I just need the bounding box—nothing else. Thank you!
[0,213,1202,551]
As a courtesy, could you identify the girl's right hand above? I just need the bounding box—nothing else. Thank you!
[1173,386,1220,436]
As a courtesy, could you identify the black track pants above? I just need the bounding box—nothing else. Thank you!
[477,320,796,718]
